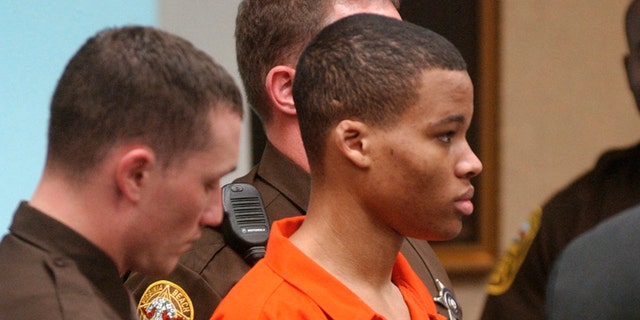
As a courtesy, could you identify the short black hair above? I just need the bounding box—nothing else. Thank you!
[293,13,466,169]
[48,26,243,179]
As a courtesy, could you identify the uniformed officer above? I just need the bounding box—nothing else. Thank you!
[481,1,640,318]
[0,26,243,320]
[212,12,481,319]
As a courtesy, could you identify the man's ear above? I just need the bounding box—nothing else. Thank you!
[334,119,372,168]
[115,147,155,202]
[266,65,296,115]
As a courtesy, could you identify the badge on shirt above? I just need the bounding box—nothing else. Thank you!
[486,207,542,295]
[137,280,194,320]
[433,279,462,320]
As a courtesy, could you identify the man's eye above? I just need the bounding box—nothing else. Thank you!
[438,132,454,143]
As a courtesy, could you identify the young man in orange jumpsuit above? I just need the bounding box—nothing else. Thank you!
[213,13,482,319]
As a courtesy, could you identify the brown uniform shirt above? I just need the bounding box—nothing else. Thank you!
[481,143,640,320]
[125,142,456,319]
[0,202,136,320]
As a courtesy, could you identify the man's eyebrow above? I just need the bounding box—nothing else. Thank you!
[430,114,466,127]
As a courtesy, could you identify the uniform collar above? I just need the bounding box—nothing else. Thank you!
[256,142,310,212]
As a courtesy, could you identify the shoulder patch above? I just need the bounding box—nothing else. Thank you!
[486,207,542,295]
[137,280,194,320]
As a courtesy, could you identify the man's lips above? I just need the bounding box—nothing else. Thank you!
[454,187,475,215]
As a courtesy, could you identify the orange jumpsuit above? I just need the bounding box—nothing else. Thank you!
[211,216,445,320]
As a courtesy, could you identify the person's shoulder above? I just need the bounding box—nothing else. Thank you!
[211,263,275,318]
[593,142,640,171]
[231,165,284,211]
[0,234,63,319]
[232,165,258,184]
[569,203,640,250]
[0,230,49,266]
[547,204,640,319]
[218,261,286,305]
[233,166,307,221]
[212,261,325,319]
[552,203,640,276]
[0,231,61,291]
[0,237,126,319]
[552,142,640,191]
[181,226,228,270]
[540,142,640,219]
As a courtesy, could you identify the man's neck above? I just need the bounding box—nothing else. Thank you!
[30,171,125,274]
[264,118,310,173]
[289,197,410,319]
[296,181,406,267]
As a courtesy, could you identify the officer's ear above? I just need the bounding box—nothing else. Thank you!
[333,119,372,168]
[266,65,296,116]
[115,146,156,202]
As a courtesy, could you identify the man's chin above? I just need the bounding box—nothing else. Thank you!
[420,222,463,242]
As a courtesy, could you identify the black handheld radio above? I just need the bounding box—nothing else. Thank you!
[221,183,270,266]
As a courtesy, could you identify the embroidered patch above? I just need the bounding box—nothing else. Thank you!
[137,280,194,320]
[486,207,542,295]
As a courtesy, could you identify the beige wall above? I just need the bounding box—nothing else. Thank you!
[500,0,637,253]
[159,1,640,319]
